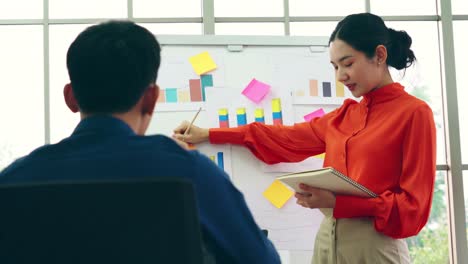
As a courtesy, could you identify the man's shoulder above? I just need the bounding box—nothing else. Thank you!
[0,134,204,181]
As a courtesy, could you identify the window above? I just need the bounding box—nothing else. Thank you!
[370,0,437,16]
[49,25,90,143]
[49,0,127,19]
[385,21,446,164]
[453,21,468,163]
[0,0,43,19]
[407,171,449,263]
[464,171,468,245]
[289,0,364,17]
[290,22,338,37]
[0,26,44,169]
[214,0,283,17]
[452,0,468,15]
[133,0,202,18]
[140,23,202,35]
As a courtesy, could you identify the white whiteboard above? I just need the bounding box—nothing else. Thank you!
[146,35,353,260]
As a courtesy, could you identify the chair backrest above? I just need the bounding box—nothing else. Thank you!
[0,178,204,264]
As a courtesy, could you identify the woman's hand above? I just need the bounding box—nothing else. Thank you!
[295,183,336,209]
[172,121,210,144]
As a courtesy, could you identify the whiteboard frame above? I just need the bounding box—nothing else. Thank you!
[157,34,329,48]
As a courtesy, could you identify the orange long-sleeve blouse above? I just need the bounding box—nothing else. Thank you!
[209,82,436,239]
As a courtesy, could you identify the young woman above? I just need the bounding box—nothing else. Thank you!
[174,13,436,264]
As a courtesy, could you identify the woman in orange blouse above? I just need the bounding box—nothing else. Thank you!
[174,13,436,264]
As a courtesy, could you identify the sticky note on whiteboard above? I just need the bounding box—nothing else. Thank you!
[189,51,217,75]
[262,180,294,208]
[241,78,271,103]
[304,108,325,122]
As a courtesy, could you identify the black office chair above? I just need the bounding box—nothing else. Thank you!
[0,178,204,264]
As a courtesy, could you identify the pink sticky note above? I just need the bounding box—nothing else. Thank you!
[241,79,271,103]
[304,108,325,122]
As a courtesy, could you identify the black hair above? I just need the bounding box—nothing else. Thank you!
[66,20,161,114]
[329,13,416,70]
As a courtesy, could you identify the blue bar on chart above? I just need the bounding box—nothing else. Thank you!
[272,98,283,125]
[255,108,265,123]
[165,88,178,103]
[217,152,224,170]
[236,107,247,126]
[201,74,213,101]
[322,82,332,97]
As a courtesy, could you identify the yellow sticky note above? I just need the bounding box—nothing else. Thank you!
[189,52,217,75]
[314,153,325,159]
[271,98,282,112]
[218,108,228,116]
[262,180,294,209]
[254,108,264,118]
[236,107,246,115]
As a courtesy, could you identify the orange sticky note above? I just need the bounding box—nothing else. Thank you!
[262,180,294,208]
[189,52,217,75]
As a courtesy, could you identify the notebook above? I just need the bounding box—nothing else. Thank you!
[277,167,377,198]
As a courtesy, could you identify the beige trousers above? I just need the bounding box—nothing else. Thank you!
[312,209,411,264]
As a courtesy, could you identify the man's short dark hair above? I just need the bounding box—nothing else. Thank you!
[66,20,161,114]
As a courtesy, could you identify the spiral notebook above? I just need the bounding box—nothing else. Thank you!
[277,167,377,198]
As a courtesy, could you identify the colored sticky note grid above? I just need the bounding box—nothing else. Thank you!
[255,108,264,118]
[271,98,281,112]
[255,108,265,123]
[218,108,229,128]
[201,74,214,101]
[157,89,165,103]
[236,108,246,115]
[178,90,190,103]
[295,89,305,97]
[217,152,224,170]
[218,108,228,116]
[189,52,217,75]
[304,108,326,122]
[189,79,202,102]
[201,74,213,87]
[336,81,345,97]
[165,88,178,103]
[322,82,332,97]
[310,80,318,96]
[263,180,294,209]
[236,108,247,126]
[242,79,271,103]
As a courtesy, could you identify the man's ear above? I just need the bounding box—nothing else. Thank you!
[141,84,159,115]
[64,83,80,113]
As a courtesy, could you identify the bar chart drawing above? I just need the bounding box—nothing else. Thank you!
[206,88,294,128]
[197,144,232,177]
[218,108,230,128]
[209,152,225,170]
[292,79,353,105]
[255,108,265,123]
[156,53,226,112]
[272,98,283,125]
[236,107,247,126]
[215,99,284,127]
[158,74,213,105]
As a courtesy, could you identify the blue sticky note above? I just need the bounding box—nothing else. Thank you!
[165,88,178,103]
